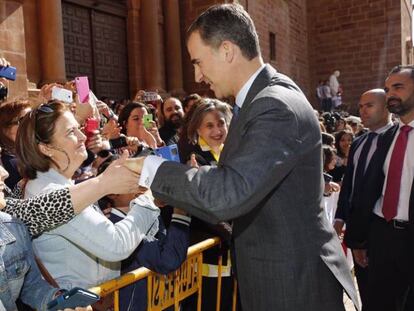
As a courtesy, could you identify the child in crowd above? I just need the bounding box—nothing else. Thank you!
[98,155,190,311]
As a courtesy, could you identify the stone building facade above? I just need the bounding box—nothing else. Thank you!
[0,0,413,111]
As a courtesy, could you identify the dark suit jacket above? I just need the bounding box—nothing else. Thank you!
[335,133,368,222]
[151,65,359,310]
[344,124,414,249]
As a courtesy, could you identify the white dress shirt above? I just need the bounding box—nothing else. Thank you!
[373,119,414,221]
[139,64,267,188]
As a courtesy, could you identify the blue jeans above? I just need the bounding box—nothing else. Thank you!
[0,212,58,310]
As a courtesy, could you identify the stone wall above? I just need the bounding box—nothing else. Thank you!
[0,0,28,100]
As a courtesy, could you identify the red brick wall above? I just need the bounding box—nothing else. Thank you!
[246,0,310,99]
[308,0,402,112]
[401,0,413,65]
[0,0,28,100]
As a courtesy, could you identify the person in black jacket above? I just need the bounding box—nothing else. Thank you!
[180,98,235,311]
[98,156,190,311]
[334,89,392,310]
[345,66,414,311]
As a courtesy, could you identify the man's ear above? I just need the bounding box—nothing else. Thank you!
[221,40,235,63]
[38,143,52,157]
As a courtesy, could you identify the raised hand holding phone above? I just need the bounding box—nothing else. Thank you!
[51,86,73,103]
[75,76,90,103]
[84,118,100,146]
[0,65,16,81]
[143,114,153,129]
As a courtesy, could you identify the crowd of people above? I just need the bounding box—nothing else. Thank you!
[0,58,235,310]
[0,3,413,311]
[316,70,343,112]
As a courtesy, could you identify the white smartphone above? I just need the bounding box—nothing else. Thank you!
[51,86,73,103]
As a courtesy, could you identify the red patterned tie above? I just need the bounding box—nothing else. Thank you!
[382,125,413,221]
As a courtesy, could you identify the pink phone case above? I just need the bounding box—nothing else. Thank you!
[75,76,90,103]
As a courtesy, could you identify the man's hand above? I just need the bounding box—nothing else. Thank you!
[352,249,368,268]
[98,151,141,195]
[124,156,145,174]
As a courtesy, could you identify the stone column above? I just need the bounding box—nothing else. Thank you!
[163,0,184,96]
[127,0,143,98]
[37,0,66,84]
[140,0,165,92]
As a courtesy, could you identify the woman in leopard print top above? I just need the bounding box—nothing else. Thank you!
[0,148,140,237]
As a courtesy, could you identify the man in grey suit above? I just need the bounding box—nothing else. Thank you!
[136,4,359,310]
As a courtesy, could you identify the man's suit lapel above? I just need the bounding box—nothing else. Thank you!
[372,123,398,168]
[220,65,276,162]
[241,65,276,112]
[410,176,414,223]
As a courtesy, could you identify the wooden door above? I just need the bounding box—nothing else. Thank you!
[62,1,129,100]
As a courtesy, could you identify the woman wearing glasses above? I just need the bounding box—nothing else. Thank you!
[16,100,159,289]
[0,118,141,310]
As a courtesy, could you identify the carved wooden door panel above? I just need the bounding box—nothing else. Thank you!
[91,10,129,100]
[62,1,129,100]
[62,3,94,87]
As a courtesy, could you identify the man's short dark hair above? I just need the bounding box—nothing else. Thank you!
[187,4,260,60]
[388,65,414,81]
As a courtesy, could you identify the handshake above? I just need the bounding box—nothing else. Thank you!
[124,157,145,174]
[103,144,184,197]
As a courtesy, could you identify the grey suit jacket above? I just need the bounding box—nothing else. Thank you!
[151,65,359,310]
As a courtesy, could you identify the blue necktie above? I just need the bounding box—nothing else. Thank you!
[233,105,240,119]
[354,132,377,192]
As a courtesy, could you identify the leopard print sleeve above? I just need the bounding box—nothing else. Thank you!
[4,187,75,237]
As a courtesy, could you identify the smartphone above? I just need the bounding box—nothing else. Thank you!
[85,117,99,130]
[155,144,180,162]
[143,114,153,129]
[143,91,159,109]
[0,66,16,81]
[323,172,333,183]
[51,86,73,103]
[109,136,128,149]
[75,76,90,103]
[84,118,99,144]
[47,287,100,311]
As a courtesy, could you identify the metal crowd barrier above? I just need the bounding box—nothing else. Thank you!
[89,237,238,311]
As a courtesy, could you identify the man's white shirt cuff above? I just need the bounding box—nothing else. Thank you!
[139,155,166,188]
